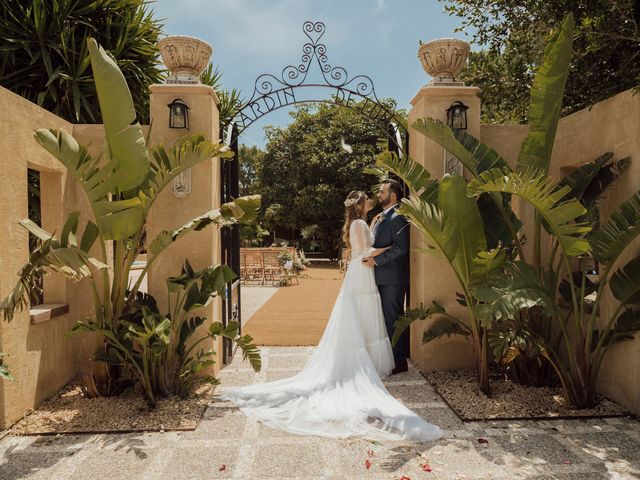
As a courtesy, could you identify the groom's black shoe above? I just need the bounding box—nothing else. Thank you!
[391,362,408,375]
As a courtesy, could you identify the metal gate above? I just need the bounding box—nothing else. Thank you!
[220,122,241,364]
[218,21,412,363]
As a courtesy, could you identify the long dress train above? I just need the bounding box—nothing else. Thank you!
[219,219,442,443]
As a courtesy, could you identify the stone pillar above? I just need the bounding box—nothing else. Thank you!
[147,83,224,370]
[408,84,480,372]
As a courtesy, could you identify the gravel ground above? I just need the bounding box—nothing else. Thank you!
[426,369,629,421]
[6,378,213,436]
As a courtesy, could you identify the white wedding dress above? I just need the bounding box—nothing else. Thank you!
[219,219,443,442]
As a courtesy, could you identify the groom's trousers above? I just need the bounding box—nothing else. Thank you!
[378,283,409,367]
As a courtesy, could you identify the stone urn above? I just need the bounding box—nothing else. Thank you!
[158,35,212,84]
[418,38,470,84]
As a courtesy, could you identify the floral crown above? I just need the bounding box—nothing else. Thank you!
[344,197,359,208]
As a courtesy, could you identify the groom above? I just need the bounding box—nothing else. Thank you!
[362,179,410,374]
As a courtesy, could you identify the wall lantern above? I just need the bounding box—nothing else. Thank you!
[446,100,469,130]
[168,98,189,129]
[444,101,469,176]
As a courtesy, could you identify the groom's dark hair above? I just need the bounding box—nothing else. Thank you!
[383,179,404,202]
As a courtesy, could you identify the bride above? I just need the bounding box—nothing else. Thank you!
[219,191,442,443]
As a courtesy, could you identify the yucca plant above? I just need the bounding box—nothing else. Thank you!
[0,38,262,398]
[389,13,640,407]
[0,0,164,124]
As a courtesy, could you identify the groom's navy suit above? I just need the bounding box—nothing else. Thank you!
[372,206,410,367]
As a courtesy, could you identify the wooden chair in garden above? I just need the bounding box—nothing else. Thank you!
[261,250,284,285]
[244,250,265,284]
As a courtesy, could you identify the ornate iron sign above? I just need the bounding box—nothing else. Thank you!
[232,21,406,143]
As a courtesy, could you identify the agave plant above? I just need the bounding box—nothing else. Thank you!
[0,38,262,398]
[389,13,640,407]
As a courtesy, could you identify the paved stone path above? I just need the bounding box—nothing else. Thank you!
[1,346,639,479]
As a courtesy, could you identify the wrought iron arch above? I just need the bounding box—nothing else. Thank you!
[219,22,410,363]
[226,21,408,157]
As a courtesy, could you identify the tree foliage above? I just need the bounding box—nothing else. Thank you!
[257,102,395,258]
[442,0,640,122]
[0,0,164,124]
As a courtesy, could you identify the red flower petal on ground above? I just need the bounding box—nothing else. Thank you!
[218,464,227,471]
[562,459,572,464]
[365,459,372,470]
[477,437,489,444]
[399,476,412,480]
[421,463,433,472]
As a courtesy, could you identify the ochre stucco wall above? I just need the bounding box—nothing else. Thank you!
[0,87,96,428]
[410,87,640,415]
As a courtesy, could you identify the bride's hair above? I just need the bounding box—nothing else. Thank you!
[341,190,367,249]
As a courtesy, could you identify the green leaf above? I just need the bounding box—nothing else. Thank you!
[80,221,99,253]
[412,118,510,177]
[86,38,149,192]
[599,308,640,347]
[423,317,472,343]
[473,261,556,325]
[439,174,486,285]
[375,151,436,201]
[590,191,640,265]
[149,195,261,258]
[391,302,447,346]
[145,135,234,207]
[397,196,458,262]
[1,223,107,321]
[517,13,575,174]
[469,248,507,289]
[609,256,640,305]
[468,167,590,257]
[33,128,145,240]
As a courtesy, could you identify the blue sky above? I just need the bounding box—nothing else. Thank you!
[151,0,476,147]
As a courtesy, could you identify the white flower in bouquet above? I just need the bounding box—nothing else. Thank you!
[284,260,293,270]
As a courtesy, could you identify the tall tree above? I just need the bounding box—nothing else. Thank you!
[442,0,640,122]
[0,0,163,124]
[259,102,396,258]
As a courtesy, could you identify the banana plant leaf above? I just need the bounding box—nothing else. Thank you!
[148,195,261,259]
[472,261,556,325]
[609,256,640,305]
[144,135,234,208]
[33,128,145,240]
[423,317,472,343]
[590,191,640,265]
[469,248,507,289]
[87,37,149,192]
[391,301,447,346]
[439,174,486,285]
[468,167,590,257]
[412,119,510,178]
[1,217,107,321]
[397,196,458,261]
[517,13,575,174]
[375,151,436,201]
[597,308,640,348]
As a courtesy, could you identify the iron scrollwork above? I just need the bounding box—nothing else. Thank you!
[233,21,403,139]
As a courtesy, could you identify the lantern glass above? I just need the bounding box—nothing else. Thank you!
[168,99,189,129]
[447,101,468,130]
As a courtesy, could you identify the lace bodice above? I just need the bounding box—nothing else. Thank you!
[349,219,374,258]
